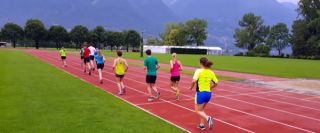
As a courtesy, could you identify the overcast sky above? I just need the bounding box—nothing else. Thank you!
[277,0,299,4]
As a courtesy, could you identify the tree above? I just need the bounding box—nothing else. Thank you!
[298,0,320,21]
[48,25,69,49]
[161,23,188,46]
[105,31,124,51]
[291,0,320,57]
[24,19,46,49]
[123,30,141,52]
[147,36,163,45]
[89,26,105,48]
[267,23,290,55]
[185,18,208,46]
[1,23,24,48]
[234,13,269,51]
[69,25,89,49]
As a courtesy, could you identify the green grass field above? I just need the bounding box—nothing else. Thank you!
[102,51,320,79]
[0,50,183,133]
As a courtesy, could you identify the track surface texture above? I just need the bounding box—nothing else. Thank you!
[27,50,320,133]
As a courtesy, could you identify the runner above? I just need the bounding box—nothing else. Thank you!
[80,45,84,66]
[83,43,92,75]
[88,44,96,71]
[59,47,67,67]
[113,51,129,95]
[170,53,183,101]
[95,50,106,84]
[144,49,160,102]
[188,57,218,130]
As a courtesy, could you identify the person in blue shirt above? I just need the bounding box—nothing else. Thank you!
[95,51,106,84]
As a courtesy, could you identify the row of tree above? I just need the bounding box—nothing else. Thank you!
[234,13,290,56]
[0,19,142,51]
[234,0,320,58]
[148,18,208,46]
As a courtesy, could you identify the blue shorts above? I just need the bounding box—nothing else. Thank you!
[195,92,212,105]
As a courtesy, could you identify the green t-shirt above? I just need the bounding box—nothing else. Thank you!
[144,56,158,76]
[59,49,66,57]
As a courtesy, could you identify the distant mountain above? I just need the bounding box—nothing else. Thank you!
[0,0,176,33]
[168,0,297,46]
[0,0,297,49]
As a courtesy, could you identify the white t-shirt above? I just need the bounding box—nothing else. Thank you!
[88,46,96,56]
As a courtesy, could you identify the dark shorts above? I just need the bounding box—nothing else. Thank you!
[90,55,95,60]
[84,57,90,64]
[97,64,104,69]
[61,56,66,60]
[81,56,84,59]
[116,74,125,79]
[170,76,180,82]
[195,92,212,105]
[146,75,157,84]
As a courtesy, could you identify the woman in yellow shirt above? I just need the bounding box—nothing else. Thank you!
[113,51,129,95]
[59,47,67,67]
[189,57,218,130]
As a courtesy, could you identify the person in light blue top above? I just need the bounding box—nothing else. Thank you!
[95,51,105,84]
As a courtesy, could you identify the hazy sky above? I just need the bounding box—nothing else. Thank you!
[277,0,299,4]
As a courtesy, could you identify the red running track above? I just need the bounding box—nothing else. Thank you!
[27,50,320,133]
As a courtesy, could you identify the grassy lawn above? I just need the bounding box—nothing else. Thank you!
[102,50,320,79]
[0,49,183,133]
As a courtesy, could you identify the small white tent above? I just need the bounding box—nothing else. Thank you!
[143,46,223,55]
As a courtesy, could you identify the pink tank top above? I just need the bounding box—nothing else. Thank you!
[171,61,181,76]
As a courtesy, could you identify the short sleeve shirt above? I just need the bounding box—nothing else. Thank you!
[193,69,219,92]
[59,50,66,57]
[144,56,158,76]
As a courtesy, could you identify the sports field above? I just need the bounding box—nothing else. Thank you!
[0,50,183,133]
[103,51,320,79]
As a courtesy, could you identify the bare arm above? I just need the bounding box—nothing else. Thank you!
[211,83,218,91]
[156,64,160,70]
[112,59,116,71]
[189,80,196,90]
[124,59,129,72]
[179,61,183,71]
[170,60,173,69]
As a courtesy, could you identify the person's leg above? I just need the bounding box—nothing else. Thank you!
[175,81,180,100]
[170,81,177,92]
[195,104,208,125]
[120,77,126,94]
[98,69,102,80]
[87,62,91,75]
[147,83,153,97]
[64,59,67,67]
[61,58,64,66]
[116,77,123,94]
[152,84,160,99]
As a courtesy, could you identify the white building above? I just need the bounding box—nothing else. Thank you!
[143,45,223,55]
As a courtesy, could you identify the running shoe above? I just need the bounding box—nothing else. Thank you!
[122,88,126,95]
[89,71,91,75]
[147,97,154,102]
[197,124,206,130]
[155,91,160,99]
[207,116,213,129]
[100,79,103,84]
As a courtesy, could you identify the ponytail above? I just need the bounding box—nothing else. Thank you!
[200,57,213,68]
